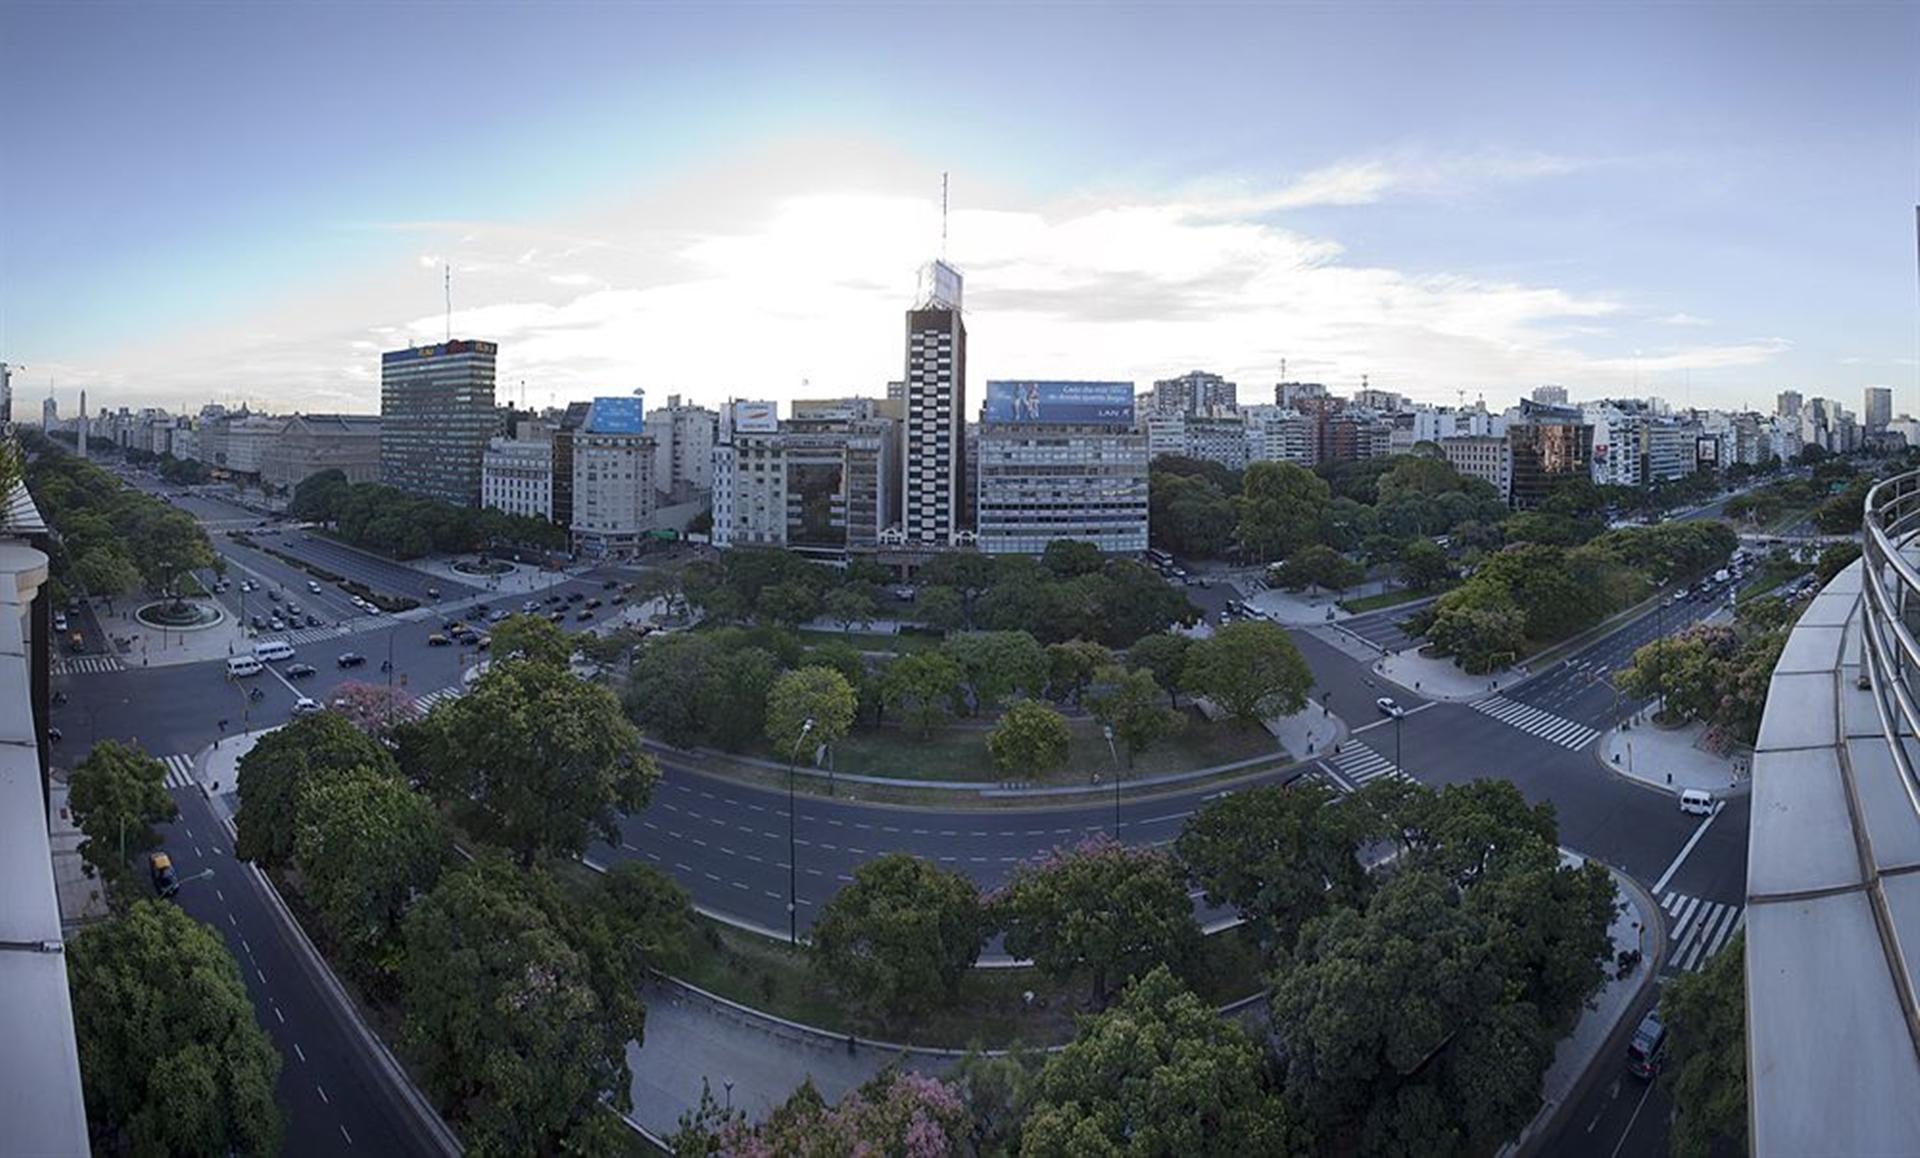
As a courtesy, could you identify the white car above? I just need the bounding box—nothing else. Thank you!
[307,581,322,594]
[290,697,323,716]
[1376,697,1405,718]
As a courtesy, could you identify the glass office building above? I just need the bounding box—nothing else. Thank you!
[379,339,498,506]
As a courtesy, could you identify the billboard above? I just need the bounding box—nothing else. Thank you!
[917,259,963,310]
[983,380,1134,426]
[731,400,779,433]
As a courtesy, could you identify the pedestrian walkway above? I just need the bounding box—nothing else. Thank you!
[1470,695,1598,750]
[1657,890,1745,975]
[158,753,197,789]
[282,623,359,646]
[1595,717,1749,798]
[411,685,463,714]
[51,655,125,675]
[1318,742,1410,793]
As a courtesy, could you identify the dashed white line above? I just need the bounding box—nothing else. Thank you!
[673,862,693,873]
[847,847,866,855]
[293,1042,304,1061]
[273,1006,285,1024]
[620,842,640,852]
[316,1083,329,1104]
[255,968,267,984]
[703,872,721,882]
[340,1125,354,1146]
[730,881,749,891]
[216,889,226,902]
[242,938,253,957]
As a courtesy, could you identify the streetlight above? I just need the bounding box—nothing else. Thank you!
[1102,724,1121,838]
[786,717,814,946]
[1393,709,1403,774]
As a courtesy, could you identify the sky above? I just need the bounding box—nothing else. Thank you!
[2,2,1917,420]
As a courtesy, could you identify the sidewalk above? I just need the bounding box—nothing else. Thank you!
[1596,716,1750,799]
[406,555,575,598]
[1373,647,1526,702]
[86,595,253,669]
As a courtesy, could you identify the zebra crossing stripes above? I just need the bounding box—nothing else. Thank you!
[159,754,196,790]
[1659,891,1745,974]
[411,686,464,714]
[1470,696,1599,750]
[52,655,126,675]
[1321,743,1410,794]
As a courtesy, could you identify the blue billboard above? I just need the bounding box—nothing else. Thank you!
[983,380,1134,426]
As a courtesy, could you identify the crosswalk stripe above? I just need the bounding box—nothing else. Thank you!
[159,754,195,790]
[1657,890,1745,973]
[52,656,126,675]
[1469,696,1598,750]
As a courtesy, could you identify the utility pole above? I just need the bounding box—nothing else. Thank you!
[786,718,814,945]
[1103,724,1121,838]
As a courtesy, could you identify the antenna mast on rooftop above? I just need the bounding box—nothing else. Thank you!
[941,172,949,259]
[444,264,452,342]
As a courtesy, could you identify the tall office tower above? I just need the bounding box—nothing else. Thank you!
[1865,385,1893,431]
[1531,385,1570,406]
[976,381,1148,555]
[901,260,967,545]
[41,391,56,431]
[0,362,12,426]
[379,339,498,506]
[1777,390,1803,419]
[1148,370,1237,416]
[77,391,88,459]
[550,400,593,531]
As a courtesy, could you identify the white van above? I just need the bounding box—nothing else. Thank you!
[1679,788,1714,816]
[226,656,264,678]
[253,640,296,662]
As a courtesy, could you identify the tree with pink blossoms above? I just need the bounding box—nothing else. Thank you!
[671,1070,968,1157]
[324,679,417,740]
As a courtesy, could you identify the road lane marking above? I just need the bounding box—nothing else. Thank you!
[340,1125,353,1146]
[674,862,693,873]
[293,1042,304,1061]
[256,968,267,984]
[242,938,253,957]
[1608,1078,1656,1158]
[274,1006,284,1024]
[1652,804,1724,894]
[316,1084,329,1104]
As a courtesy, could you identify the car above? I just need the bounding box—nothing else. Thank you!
[148,852,179,898]
[566,591,585,603]
[548,610,566,622]
[489,609,510,622]
[290,697,323,716]
[610,593,626,605]
[1218,610,1232,624]
[286,602,302,616]
[285,662,317,679]
[546,593,563,604]
[602,579,619,590]
[1376,697,1405,718]
[575,609,593,621]
[251,615,266,629]
[307,581,322,594]
[445,620,469,633]
[239,580,255,592]
[523,600,542,612]
[337,652,367,668]
[267,590,281,603]
[584,598,601,609]
[426,586,441,598]
[305,614,321,627]
[364,605,381,616]
[427,633,451,647]
[52,612,68,632]
[268,617,285,631]
[1626,1012,1667,1079]
[475,635,491,650]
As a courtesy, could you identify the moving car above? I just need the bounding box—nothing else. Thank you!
[575,609,592,621]
[254,640,296,662]
[1679,788,1714,816]
[285,663,317,679]
[602,579,619,590]
[308,581,322,594]
[304,614,321,627]
[1626,1012,1667,1079]
[268,617,285,631]
[523,600,543,613]
[584,597,602,609]
[427,633,451,647]
[250,615,266,630]
[290,697,323,716]
[267,590,280,603]
[148,852,179,898]
[52,612,68,632]
[566,591,585,603]
[1376,697,1405,718]
[337,652,367,668]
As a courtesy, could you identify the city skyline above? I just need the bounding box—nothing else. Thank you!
[3,4,1916,416]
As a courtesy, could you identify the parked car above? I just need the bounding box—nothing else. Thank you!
[304,614,321,627]
[575,609,592,621]
[475,635,491,650]
[489,609,510,622]
[566,591,585,603]
[609,594,626,605]
[523,600,543,612]
[267,590,281,603]
[546,593,563,604]
[308,580,322,594]
[337,653,367,668]
[52,612,68,632]
[602,579,619,590]
[584,598,602,609]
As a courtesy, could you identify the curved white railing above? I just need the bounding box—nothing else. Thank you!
[1859,470,1920,820]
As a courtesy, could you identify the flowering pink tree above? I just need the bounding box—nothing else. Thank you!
[676,1071,969,1158]
[325,680,418,739]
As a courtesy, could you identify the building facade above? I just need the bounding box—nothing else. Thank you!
[260,414,382,490]
[1439,435,1513,499]
[480,437,555,520]
[1507,402,1594,509]
[901,261,968,546]
[976,381,1148,556]
[1865,385,1893,431]
[1147,370,1237,416]
[710,398,901,557]
[569,396,655,559]
[379,339,498,506]
[646,394,719,500]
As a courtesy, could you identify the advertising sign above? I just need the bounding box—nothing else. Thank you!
[731,400,779,433]
[1696,436,1720,463]
[982,380,1134,426]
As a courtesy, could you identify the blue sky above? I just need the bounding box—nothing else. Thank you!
[2,2,1915,415]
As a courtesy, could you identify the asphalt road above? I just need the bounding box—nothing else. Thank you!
[1339,598,1436,652]
[250,529,479,602]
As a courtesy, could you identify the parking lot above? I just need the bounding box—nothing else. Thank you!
[244,529,478,603]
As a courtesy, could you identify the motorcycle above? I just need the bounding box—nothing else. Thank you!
[247,686,265,702]
[379,659,393,673]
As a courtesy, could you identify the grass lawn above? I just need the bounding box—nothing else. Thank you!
[670,913,1266,1049]
[795,627,946,654]
[1338,586,1444,614]
[1736,558,1812,605]
[814,710,1283,784]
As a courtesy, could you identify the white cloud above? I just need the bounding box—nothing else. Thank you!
[35,140,1764,414]
[1655,312,1711,326]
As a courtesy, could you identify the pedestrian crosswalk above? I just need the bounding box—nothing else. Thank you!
[1319,742,1411,794]
[283,624,349,645]
[1469,696,1599,750]
[1658,890,1745,974]
[159,754,196,790]
[411,685,464,714]
[52,655,126,675]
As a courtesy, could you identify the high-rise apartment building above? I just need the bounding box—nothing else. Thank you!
[976,381,1148,555]
[1507,401,1593,509]
[570,396,655,559]
[1865,385,1893,431]
[481,436,555,520]
[1148,370,1237,416]
[379,339,498,506]
[40,392,56,431]
[645,394,719,500]
[710,398,901,557]
[76,391,88,459]
[902,260,967,546]
[550,400,592,531]
[1777,390,1804,419]
[1531,385,1570,406]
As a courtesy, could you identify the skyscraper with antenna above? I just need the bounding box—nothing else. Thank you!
[902,173,968,545]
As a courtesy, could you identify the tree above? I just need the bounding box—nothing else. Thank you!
[1273,543,1366,592]
[765,665,858,756]
[490,612,574,668]
[1815,540,1861,584]
[1176,781,1367,952]
[235,712,396,869]
[1085,664,1181,765]
[821,585,878,634]
[288,467,350,523]
[988,699,1073,778]
[885,650,964,737]
[1021,966,1306,1157]
[624,631,721,746]
[125,505,215,603]
[1236,460,1331,562]
[810,853,987,1019]
[1041,538,1105,578]
[1126,631,1192,707]
[916,584,966,632]
[757,577,823,626]
[1615,630,1732,723]
[401,860,640,1155]
[589,860,696,975]
[295,765,448,974]
[67,740,178,891]
[673,1071,969,1156]
[324,680,419,739]
[1398,539,1454,591]
[1425,582,1528,673]
[1661,933,1747,1158]
[1044,639,1111,703]
[1181,619,1312,725]
[416,659,658,866]
[996,836,1200,1005]
[1149,470,1238,559]
[68,902,283,1156]
[69,545,142,600]
[943,630,1046,715]
[702,644,782,750]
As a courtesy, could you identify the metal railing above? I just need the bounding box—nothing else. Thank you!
[1860,470,1920,820]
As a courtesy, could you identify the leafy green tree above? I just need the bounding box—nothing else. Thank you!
[1236,460,1331,562]
[1044,639,1111,702]
[810,853,987,1018]
[988,699,1073,777]
[1735,594,1794,631]
[68,902,283,1156]
[672,1071,969,1156]
[417,659,658,866]
[1176,781,1367,952]
[996,836,1201,1005]
[916,584,966,631]
[765,665,858,756]
[1041,538,1106,578]
[1615,629,1733,723]
[1398,538,1455,591]
[1181,619,1312,725]
[235,712,397,868]
[943,630,1047,715]
[758,577,824,625]
[489,612,574,668]
[885,650,964,737]
[1126,631,1193,707]
[401,860,640,1156]
[287,467,350,522]
[1085,664,1182,765]
[701,644,781,750]
[1021,966,1307,1157]
[1661,932,1747,1158]
[1273,543,1366,592]
[587,860,697,975]
[822,585,878,633]
[125,506,216,603]
[295,765,448,974]
[1815,540,1862,584]
[69,545,142,599]
[1425,582,1528,673]
[67,740,178,891]
[624,631,720,746]
[1149,470,1239,559]
[917,551,1000,626]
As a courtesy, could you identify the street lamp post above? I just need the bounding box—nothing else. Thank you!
[786,717,815,945]
[1102,724,1120,838]
[1394,711,1403,773]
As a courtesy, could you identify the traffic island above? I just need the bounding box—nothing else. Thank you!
[1596,716,1751,800]
[133,599,223,630]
